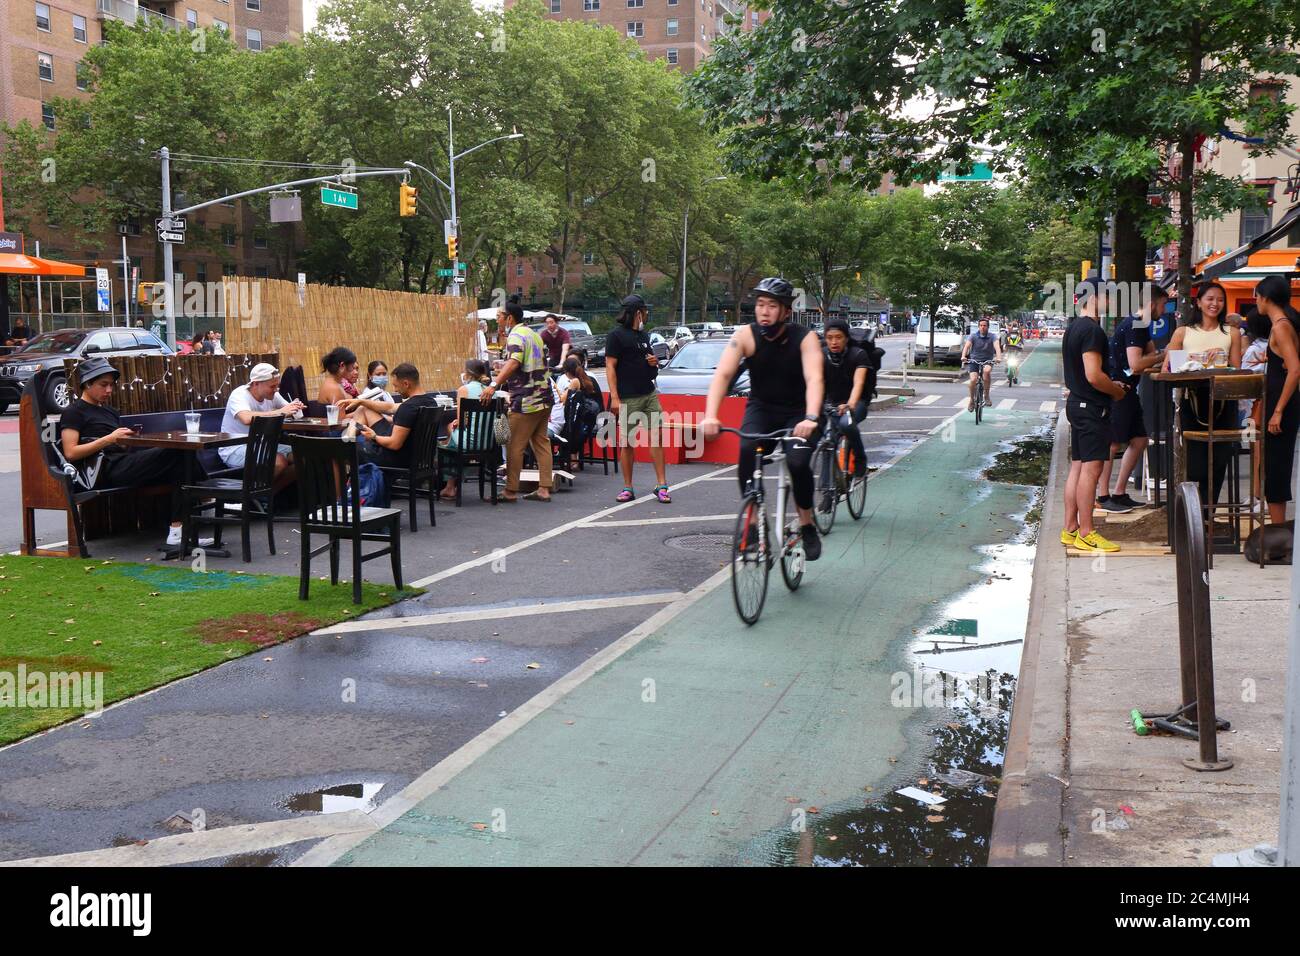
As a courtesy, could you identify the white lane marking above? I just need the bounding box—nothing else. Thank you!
[952,397,971,408]
[314,591,686,635]
[578,514,734,528]
[407,463,737,589]
[865,429,949,435]
[996,398,1016,410]
[1039,401,1057,412]
[914,394,941,406]
[295,564,734,867]
[8,540,68,556]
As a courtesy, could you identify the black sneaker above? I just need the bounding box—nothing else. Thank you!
[1100,496,1133,513]
[1113,493,1145,509]
[800,524,822,561]
[1096,495,1111,507]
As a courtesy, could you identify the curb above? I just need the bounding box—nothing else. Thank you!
[988,412,1071,866]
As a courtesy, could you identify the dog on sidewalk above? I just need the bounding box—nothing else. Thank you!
[1244,520,1294,565]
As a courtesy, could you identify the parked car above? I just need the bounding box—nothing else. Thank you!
[0,327,174,413]
[648,325,695,355]
[527,318,600,364]
[685,322,725,337]
[654,338,750,396]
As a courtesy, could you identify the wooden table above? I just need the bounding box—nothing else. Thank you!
[282,417,342,433]
[1149,368,1256,549]
[117,431,248,558]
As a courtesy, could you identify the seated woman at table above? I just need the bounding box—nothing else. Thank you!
[58,357,212,549]
[318,346,361,409]
[364,361,396,404]
[438,359,491,500]
[548,355,599,442]
[1161,281,1242,509]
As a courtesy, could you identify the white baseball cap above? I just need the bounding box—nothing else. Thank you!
[249,362,280,383]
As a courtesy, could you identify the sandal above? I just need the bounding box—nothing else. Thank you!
[498,493,519,504]
[654,485,672,504]
[524,490,552,502]
[616,487,635,503]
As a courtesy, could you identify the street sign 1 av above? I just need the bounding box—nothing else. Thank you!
[320,186,359,210]
[436,268,455,277]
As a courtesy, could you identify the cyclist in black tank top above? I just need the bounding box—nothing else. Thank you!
[701,277,826,559]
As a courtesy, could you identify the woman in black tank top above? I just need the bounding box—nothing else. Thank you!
[1256,275,1300,522]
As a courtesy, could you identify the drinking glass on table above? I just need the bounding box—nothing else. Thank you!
[184,411,201,435]
[326,404,340,425]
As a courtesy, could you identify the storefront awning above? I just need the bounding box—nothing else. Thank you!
[0,253,87,277]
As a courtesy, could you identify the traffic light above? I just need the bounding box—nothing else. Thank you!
[447,235,458,260]
[1145,265,1156,279]
[399,182,418,218]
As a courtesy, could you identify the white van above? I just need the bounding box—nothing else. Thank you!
[914,311,965,364]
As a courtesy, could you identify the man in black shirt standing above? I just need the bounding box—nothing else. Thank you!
[58,357,211,550]
[1062,279,1130,552]
[605,294,670,503]
[822,318,870,478]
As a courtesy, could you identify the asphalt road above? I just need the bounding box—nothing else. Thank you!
[0,341,1063,865]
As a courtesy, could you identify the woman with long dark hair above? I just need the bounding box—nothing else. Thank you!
[1162,281,1242,509]
[318,346,360,409]
[1254,275,1300,525]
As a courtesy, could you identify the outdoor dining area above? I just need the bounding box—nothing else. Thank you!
[17,351,612,603]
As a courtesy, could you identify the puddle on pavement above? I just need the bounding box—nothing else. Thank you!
[280,782,383,814]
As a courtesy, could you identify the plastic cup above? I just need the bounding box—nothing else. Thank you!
[185,412,201,435]
[326,405,340,425]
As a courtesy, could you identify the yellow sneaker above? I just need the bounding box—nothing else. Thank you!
[1074,530,1120,553]
[1060,528,1079,546]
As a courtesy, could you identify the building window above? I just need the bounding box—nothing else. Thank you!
[633,277,644,290]
[751,11,759,26]
[516,287,523,296]
[36,3,50,31]
[75,61,89,91]
[627,0,643,6]
[253,230,267,249]
[41,104,55,131]
[38,52,53,82]
[666,17,678,35]
[186,9,197,28]
[666,48,678,64]
[550,0,560,10]
[246,28,261,51]
[196,262,207,284]
[583,0,599,9]
[223,263,237,277]
[627,21,643,37]
[515,261,524,276]
[213,19,228,32]
[222,225,237,246]
[1239,185,1274,245]
[583,252,595,265]
[701,24,707,39]
[247,0,261,9]
[668,0,676,5]
[73,14,87,42]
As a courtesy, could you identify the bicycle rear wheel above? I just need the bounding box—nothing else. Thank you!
[840,434,869,519]
[779,487,805,591]
[975,381,984,424]
[731,495,770,625]
[810,439,837,535]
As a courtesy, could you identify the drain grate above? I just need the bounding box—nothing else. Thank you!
[665,532,734,556]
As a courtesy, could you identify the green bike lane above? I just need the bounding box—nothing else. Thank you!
[328,395,1049,866]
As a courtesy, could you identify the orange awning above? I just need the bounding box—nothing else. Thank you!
[0,253,87,276]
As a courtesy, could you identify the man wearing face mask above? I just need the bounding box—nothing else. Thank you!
[605,294,670,503]
[700,278,826,560]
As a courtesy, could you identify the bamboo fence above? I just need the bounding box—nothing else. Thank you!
[220,278,473,395]
[65,353,279,415]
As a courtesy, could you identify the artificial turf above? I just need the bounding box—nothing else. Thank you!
[0,556,417,745]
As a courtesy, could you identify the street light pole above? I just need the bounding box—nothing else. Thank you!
[160,146,176,348]
[447,107,459,298]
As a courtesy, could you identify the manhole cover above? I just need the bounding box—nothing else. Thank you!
[665,533,733,555]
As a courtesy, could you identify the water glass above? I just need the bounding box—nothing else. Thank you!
[326,404,340,425]
[185,411,201,436]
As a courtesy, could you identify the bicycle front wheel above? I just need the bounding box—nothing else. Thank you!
[840,435,869,519]
[731,495,770,626]
[975,383,984,424]
[810,440,837,535]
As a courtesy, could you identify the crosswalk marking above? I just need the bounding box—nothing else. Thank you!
[996,398,1016,410]
[914,394,941,406]
[953,397,971,408]
[1040,401,1057,412]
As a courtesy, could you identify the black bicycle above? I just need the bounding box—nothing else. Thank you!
[722,426,812,625]
[810,404,868,533]
[970,359,996,424]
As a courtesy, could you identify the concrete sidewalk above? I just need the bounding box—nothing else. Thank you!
[990,417,1292,866]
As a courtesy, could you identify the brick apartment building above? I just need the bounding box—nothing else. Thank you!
[502,0,767,312]
[0,0,302,319]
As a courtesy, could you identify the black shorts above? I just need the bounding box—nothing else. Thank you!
[1109,388,1147,444]
[1066,399,1111,463]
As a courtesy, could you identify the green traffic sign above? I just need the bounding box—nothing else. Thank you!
[320,186,358,210]
[938,162,993,182]
[437,268,455,277]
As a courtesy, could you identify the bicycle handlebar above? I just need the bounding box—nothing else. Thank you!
[718,426,795,441]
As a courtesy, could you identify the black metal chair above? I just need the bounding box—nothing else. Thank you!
[378,404,443,532]
[288,434,403,604]
[439,396,502,506]
[181,415,284,563]
[580,387,612,475]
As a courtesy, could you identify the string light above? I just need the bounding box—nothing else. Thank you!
[117,356,257,407]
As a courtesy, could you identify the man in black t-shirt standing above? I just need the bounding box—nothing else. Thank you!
[58,357,212,551]
[605,294,670,503]
[1097,283,1166,513]
[823,318,870,478]
[1061,279,1129,553]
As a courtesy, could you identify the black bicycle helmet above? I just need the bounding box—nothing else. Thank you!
[751,277,795,306]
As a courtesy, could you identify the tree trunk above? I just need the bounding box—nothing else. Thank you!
[1176,23,1203,325]
[1111,177,1148,284]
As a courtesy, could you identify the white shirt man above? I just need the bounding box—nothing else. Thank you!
[476,321,490,362]
[219,362,304,472]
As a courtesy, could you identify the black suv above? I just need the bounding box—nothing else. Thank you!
[0,327,173,414]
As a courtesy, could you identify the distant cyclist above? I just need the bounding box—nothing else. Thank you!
[822,317,870,480]
[1006,323,1023,352]
[701,278,826,560]
[961,317,1003,411]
